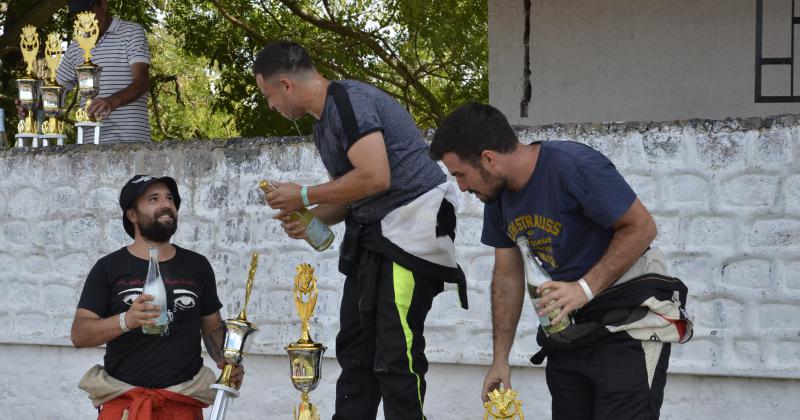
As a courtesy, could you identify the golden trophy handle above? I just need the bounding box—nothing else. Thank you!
[294,392,320,420]
[238,253,258,320]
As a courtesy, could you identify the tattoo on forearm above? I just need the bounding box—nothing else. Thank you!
[203,322,225,363]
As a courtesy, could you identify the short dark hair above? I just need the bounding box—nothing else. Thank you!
[430,102,518,164]
[253,40,315,79]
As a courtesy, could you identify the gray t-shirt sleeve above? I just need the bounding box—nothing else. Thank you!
[328,82,383,151]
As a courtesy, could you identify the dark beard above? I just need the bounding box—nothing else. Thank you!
[138,208,178,242]
[473,165,504,203]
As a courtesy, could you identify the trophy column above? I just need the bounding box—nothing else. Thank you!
[15,25,41,148]
[286,263,326,420]
[208,253,260,420]
[72,11,103,145]
[40,33,66,147]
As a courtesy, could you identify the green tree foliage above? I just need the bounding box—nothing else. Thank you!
[1,0,487,141]
[148,26,239,140]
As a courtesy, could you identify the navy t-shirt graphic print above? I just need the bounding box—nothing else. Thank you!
[481,141,637,281]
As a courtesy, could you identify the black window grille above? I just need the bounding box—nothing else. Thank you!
[756,0,800,102]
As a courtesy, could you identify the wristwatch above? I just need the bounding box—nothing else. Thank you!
[119,312,131,333]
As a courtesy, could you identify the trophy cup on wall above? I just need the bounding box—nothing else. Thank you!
[484,387,525,420]
[15,25,41,148]
[208,253,260,420]
[40,33,66,146]
[72,11,103,145]
[286,263,326,420]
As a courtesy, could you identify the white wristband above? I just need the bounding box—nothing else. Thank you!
[578,278,594,301]
[119,312,130,333]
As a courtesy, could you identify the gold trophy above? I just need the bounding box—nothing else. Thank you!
[208,253,260,420]
[73,11,103,145]
[484,387,525,420]
[286,263,326,420]
[15,25,41,148]
[40,33,66,146]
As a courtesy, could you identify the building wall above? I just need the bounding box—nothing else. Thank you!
[490,0,800,125]
[1,121,799,418]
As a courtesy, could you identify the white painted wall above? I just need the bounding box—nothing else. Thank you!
[1,122,799,418]
[490,0,800,125]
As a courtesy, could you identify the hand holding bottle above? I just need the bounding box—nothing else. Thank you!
[124,293,163,329]
[259,180,335,251]
[264,181,304,214]
[536,280,591,324]
[277,213,308,240]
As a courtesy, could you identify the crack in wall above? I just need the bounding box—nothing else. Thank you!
[521,0,532,118]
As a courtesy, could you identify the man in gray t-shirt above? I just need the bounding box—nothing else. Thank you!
[314,79,445,223]
[255,41,465,420]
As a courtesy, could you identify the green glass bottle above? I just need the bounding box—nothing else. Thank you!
[515,236,571,335]
[259,181,334,252]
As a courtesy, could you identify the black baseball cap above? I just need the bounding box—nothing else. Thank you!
[68,0,99,13]
[119,175,181,239]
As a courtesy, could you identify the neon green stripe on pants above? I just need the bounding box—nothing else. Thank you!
[392,262,424,418]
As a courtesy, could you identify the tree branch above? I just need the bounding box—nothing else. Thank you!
[275,0,443,122]
[0,0,67,60]
[208,0,270,45]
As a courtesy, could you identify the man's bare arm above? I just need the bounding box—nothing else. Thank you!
[71,293,159,348]
[308,131,391,205]
[201,311,225,364]
[539,198,657,321]
[490,247,527,362]
[86,62,150,118]
[310,203,350,225]
[481,246,527,400]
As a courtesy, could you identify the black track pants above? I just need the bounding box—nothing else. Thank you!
[546,336,671,420]
[332,258,442,420]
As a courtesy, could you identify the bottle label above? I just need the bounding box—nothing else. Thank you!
[305,217,332,249]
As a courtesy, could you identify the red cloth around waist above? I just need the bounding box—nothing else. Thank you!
[98,387,208,420]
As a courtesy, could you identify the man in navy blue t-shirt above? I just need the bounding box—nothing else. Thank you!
[430,103,669,419]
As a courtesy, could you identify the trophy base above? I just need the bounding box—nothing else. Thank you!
[14,133,40,148]
[39,134,66,147]
[75,121,102,145]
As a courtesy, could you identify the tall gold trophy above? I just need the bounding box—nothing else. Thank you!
[208,253,260,420]
[73,11,103,145]
[40,33,66,146]
[484,387,525,420]
[15,25,41,148]
[286,263,326,420]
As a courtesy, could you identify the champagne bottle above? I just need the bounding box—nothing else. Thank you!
[515,236,571,335]
[259,180,335,252]
[142,246,169,335]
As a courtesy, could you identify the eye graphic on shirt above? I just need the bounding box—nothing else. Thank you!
[118,288,143,306]
[173,289,198,311]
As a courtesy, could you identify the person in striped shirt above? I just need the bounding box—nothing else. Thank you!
[58,0,152,143]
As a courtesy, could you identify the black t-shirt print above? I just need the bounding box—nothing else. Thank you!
[77,246,222,389]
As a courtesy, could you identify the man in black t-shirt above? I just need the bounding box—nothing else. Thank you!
[71,175,243,418]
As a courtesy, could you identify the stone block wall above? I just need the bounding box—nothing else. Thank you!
[1,115,799,418]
